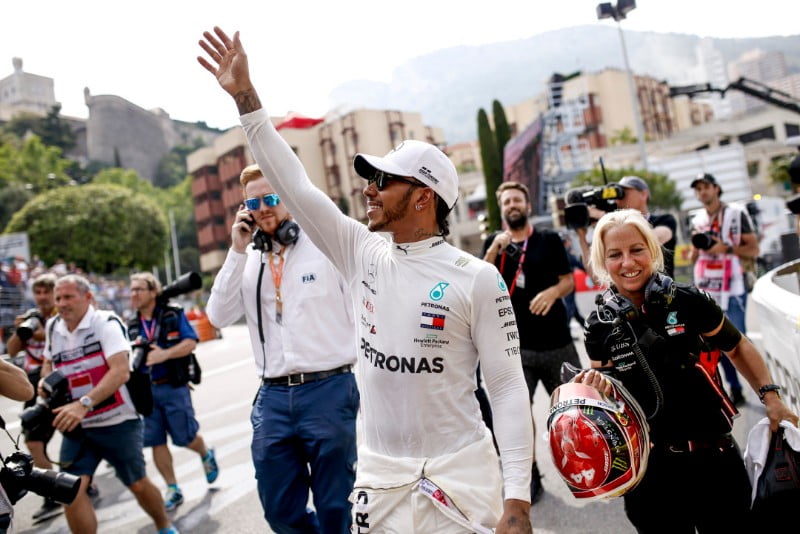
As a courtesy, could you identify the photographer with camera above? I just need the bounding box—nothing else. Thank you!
[576,209,796,532]
[570,176,676,282]
[483,181,579,504]
[40,274,177,534]
[206,163,358,533]
[690,173,759,406]
[127,272,217,512]
[4,272,63,521]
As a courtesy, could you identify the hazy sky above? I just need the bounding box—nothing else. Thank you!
[3,0,797,130]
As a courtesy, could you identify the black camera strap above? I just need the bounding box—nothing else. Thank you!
[499,227,533,296]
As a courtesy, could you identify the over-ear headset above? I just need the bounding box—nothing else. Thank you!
[252,219,300,252]
[643,272,675,309]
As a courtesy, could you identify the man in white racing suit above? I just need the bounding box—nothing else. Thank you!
[198,27,534,534]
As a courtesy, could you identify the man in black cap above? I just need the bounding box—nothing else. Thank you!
[575,175,677,281]
[690,173,759,406]
[616,175,677,278]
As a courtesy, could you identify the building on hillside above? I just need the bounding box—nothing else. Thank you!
[695,38,734,121]
[84,89,222,183]
[446,141,482,174]
[187,108,498,272]
[0,58,56,120]
[728,49,789,115]
[504,68,715,157]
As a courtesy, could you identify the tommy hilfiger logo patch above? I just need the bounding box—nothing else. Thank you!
[420,312,446,330]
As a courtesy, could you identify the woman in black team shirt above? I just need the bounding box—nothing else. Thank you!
[575,209,796,533]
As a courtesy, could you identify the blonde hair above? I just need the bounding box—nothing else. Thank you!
[240,164,263,198]
[130,272,162,295]
[589,209,664,286]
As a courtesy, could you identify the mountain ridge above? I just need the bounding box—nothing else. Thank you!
[327,25,800,143]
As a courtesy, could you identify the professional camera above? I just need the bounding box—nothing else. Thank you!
[563,183,625,230]
[0,451,80,506]
[15,310,44,343]
[691,231,718,251]
[19,370,71,437]
[130,337,151,372]
[159,271,202,304]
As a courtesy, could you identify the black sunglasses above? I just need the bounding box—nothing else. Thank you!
[367,170,423,191]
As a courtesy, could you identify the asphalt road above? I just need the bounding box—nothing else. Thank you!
[0,291,768,533]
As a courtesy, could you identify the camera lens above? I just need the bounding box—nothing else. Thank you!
[691,232,715,251]
[25,467,81,504]
[16,316,40,342]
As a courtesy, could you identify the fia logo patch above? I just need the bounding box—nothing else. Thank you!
[302,273,316,284]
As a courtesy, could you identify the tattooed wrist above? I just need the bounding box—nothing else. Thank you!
[234,89,262,115]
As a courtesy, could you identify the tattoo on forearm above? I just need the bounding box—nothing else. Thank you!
[234,90,262,115]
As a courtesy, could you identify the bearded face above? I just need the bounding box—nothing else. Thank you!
[500,189,530,230]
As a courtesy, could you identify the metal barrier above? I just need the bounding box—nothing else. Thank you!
[750,259,800,415]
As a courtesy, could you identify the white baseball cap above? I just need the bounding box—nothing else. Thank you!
[353,140,459,210]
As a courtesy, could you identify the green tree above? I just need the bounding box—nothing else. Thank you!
[38,105,76,153]
[492,100,511,171]
[93,169,199,273]
[767,154,795,190]
[1,105,76,154]
[0,135,72,191]
[0,183,34,230]
[609,127,638,146]
[5,184,168,273]
[477,108,502,232]
[571,167,682,212]
[92,167,156,195]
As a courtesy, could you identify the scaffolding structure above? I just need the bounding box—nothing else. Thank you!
[539,76,594,214]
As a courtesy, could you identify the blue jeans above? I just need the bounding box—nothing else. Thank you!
[720,292,747,391]
[251,372,358,534]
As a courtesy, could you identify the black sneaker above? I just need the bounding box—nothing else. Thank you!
[32,498,62,522]
[531,463,544,504]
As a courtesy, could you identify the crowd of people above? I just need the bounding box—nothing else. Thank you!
[0,257,134,348]
[0,24,795,534]
[192,25,797,534]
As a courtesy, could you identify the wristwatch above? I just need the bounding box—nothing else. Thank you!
[725,244,734,254]
[758,384,781,404]
[79,395,94,410]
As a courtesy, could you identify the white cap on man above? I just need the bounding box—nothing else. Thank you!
[353,140,459,210]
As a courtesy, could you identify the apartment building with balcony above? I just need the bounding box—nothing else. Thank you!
[504,68,714,151]
[187,108,451,272]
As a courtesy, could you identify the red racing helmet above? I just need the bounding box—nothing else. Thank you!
[547,377,650,500]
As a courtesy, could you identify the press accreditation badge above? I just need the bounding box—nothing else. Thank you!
[516,272,526,289]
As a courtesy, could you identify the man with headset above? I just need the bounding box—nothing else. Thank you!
[206,164,358,533]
